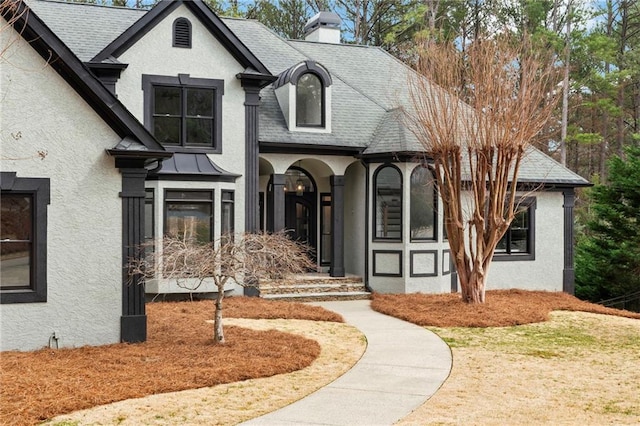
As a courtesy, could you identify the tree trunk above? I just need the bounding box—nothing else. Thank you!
[459,266,486,304]
[214,289,225,344]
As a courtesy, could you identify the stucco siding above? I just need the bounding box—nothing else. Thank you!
[0,28,123,351]
[487,191,565,291]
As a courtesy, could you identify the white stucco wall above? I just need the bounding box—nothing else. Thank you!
[487,191,565,291]
[115,4,247,232]
[0,28,123,351]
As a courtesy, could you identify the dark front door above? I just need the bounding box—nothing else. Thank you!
[285,193,317,261]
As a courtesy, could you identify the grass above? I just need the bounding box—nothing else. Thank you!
[2,290,639,425]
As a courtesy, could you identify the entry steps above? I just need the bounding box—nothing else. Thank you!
[260,274,370,302]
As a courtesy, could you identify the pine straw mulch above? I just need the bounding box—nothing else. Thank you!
[371,289,640,327]
[0,297,343,426]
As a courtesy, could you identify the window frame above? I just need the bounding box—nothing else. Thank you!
[493,197,536,261]
[220,190,234,240]
[410,165,438,241]
[143,74,224,153]
[1,172,50,304]
[163,189,215,244]
[295,72,325,128]
[373,164,403,242]
[172,18,192,48]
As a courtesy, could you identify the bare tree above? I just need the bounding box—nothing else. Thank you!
[1,0,27,59]
[128,231,315,344]
[407,33,560,303]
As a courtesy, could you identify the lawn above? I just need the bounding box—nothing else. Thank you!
[2,291,639,425]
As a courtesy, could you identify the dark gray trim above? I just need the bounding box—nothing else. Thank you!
[244,86,261,233]
[142,74,224,153]
[172,17,192,48]
[442,249,451,275]
[410,165,438,242]
[0,172,50,304]
[493,197,536,262]
[363,161,372,291]
[451,262,458,293]
[92,0,270,75]
[3,2,166,152]
[330,175,345,277]
[118,165,148,343]
[563,188,576,294]
[274,60,333,89]
[271,174,286,232]
[85,62,128,96]
[373,164,403,242]
[409,250,438,277]
[259,142,362,156]
[372,250,403,277]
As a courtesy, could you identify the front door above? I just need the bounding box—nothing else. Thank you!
[285,193,317,261]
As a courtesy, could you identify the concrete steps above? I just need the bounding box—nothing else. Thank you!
[260,274,370,302]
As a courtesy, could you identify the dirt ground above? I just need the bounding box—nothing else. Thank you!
[2,291,639,425]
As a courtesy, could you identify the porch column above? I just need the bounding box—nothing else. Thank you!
[271,174,286,232]
[563,188,576,294]
[117,162,148,343]
[330,175,345,277]
[243,86,261,233]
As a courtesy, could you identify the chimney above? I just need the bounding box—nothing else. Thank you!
[304,11,341,44]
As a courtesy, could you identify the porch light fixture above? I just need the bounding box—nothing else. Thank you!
[296,178,304,195]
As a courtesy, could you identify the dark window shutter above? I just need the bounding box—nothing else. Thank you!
[173,18,191,48]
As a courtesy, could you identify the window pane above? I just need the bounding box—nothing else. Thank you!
[166,191,213,201]
[186,88,214,117]
[410,166,436,240]
[144,191,154,243]
[510,229,528,253]
[375,166,402,239]
[1,194,31,240]
[166,202,212,244]
[154,86,181,115]
[296,73,322,126]
[0,242,31,288]
[186,118,213,146]
[154,116,181,145]
[221,191,234,236]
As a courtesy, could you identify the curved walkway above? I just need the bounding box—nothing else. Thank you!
[242,299,452,426]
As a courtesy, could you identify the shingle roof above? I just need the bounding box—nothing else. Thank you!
[27,0,589,186]
[26,0,145,62]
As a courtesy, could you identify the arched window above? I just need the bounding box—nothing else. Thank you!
[173,18,192,48]
[296,73,323,127]
[410,165,437,240]
[374,165,402,240]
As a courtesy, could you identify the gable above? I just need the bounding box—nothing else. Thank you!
[92,0,269,75]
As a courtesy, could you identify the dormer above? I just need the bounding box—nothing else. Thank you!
[274,60,332,133]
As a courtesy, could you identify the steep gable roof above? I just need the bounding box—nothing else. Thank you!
[91,0,269,74]
[4,1,168,157]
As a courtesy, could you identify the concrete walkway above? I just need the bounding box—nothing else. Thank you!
[241,299,452,426]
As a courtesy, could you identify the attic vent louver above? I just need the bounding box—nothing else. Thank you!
[173,18,191,48]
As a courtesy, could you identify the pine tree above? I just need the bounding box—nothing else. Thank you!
[575,145,640,307]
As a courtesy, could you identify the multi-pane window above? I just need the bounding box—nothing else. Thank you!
[374,165,402,240]
[221,190,234,239]
[495,198,536,259]
[164,190,214,244]
[153,86,214,147]
[1,173,49,304]
[1,194,32,289]
[296,73,323,127]
[410,165,437,240]
[143,74,224,152]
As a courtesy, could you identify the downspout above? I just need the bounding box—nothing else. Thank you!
[361,160,372,292]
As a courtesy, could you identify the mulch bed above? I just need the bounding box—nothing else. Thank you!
[371,289,640,327]
[0,297,340,426]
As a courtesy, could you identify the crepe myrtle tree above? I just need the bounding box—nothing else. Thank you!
[128,231,315,344]
[407,32,560,303]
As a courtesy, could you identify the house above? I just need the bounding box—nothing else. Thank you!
[0,0,589,351]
